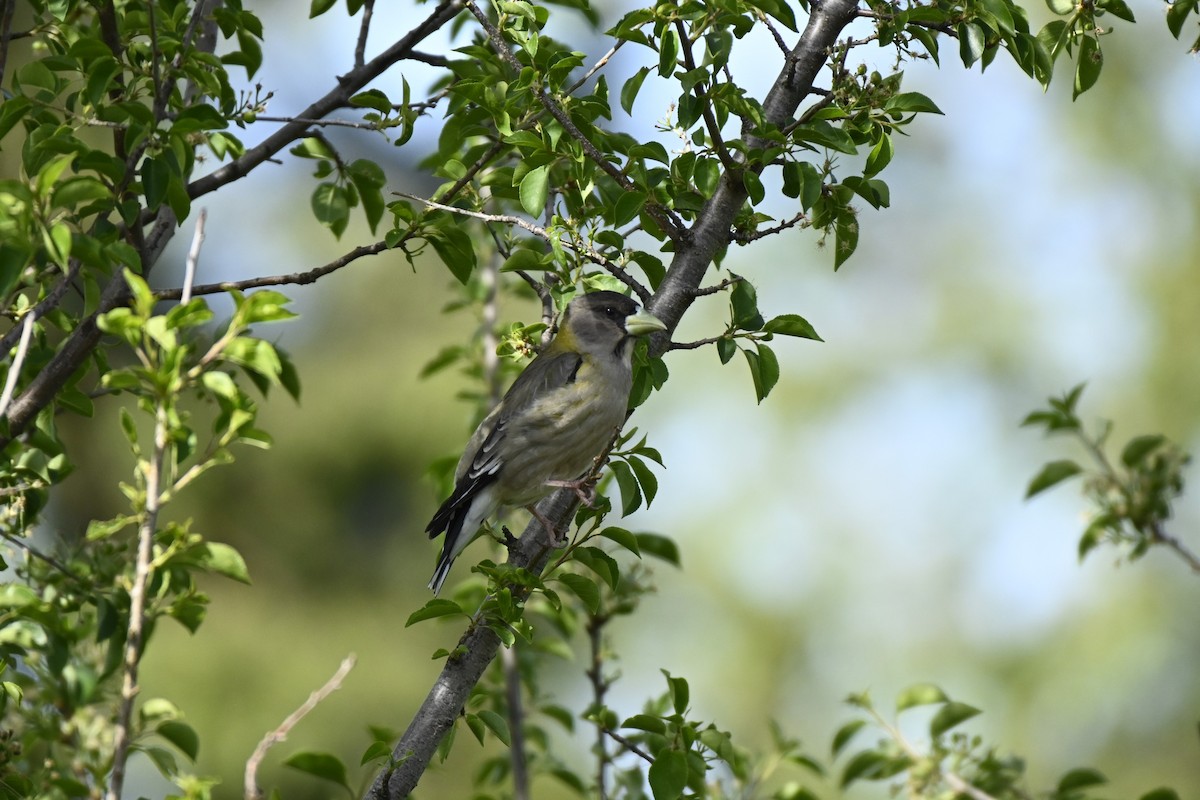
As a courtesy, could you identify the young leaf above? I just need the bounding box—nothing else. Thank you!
[405,598,466,626]
[283,751,350,791]
[831,719,865,756]
[1056,767,1107,793]
[895,683,947,711]
[1025,460,1083,498]
[929,701,981,737]
[1120,434,1165,467]
[519,165,550,217]
[648,749,688,800]
[764,314,823,341]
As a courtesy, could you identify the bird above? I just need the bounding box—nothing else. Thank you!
[424,290,667,595]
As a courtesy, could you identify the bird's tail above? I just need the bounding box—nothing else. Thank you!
[427,487,494,595]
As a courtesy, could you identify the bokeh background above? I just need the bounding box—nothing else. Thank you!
[43,0,1200,796]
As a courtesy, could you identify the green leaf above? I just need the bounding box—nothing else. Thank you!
[141,157,170,212]
[622,714,667,734]
[283,751,350,791]
[198,542,251,584]
[742,170,765,204]
[1057,767,1107,793]
[636,532,680,566]
[833,210,858,270]
[831,719,865,756]
[840,750,890,786]
[598,526,641,556]
[1138,790,1181,800]
[730,277,763,330]
[427,225,477,284]
[627,456,658,506]
[621,66,651,115]
[1121,434,1166,467]
[310,0,337,17]
[556,573,600,614]
[311,182,350,237]
[157,720,200,761]
[753,343,780,402]
[476,709,511,747]
[895,683,948,710]
[746,0,798,30]
[1025,460,1083,498]
[864,134,893,177]
[929,701,981,737]
[958,22,987,67]
[648,749,688,800]
[405,598,465,626]
[609,459,642,516]
[519,165,550,217]
[716,336,738,365]
[658,27,679,77]
[1045,0,1074,14]
[500,248,552,273]
[764,314,823,341]
[1099,0,1136,22]
[663,671,689,714]
[1073,35,1102,100]
[883,92,944,115]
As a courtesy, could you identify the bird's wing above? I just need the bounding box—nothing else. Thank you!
[426,350,582,538]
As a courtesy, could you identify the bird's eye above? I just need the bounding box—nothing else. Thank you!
[603,306,617,318]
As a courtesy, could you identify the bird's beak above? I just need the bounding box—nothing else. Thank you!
[624,309,667,337]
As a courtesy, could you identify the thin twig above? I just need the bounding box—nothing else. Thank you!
[105,400,170,800]
[0,313,35,419]
[603,729,653,763]
[394,192,652,304]
[0,0,17,87]
[667,335,725,352]
[0,529,76,580]
[732,211,810,244]
[253,115,392,130]
[1149,521,1200,575]
[354,0,375,69]
[564,39,625,96]
[244,655,358,800]
[181,208,207,305]
[154,240,392,300]
[689,276,742,297]
[587,613,612,800]
[674,19,733,170]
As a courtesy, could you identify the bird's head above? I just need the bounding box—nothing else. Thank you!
[556,291,667,359]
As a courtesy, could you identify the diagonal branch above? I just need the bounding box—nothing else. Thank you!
[365,3,861,798]
[186,0,464,202]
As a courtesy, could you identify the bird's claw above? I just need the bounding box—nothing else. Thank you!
[545,477,597,507]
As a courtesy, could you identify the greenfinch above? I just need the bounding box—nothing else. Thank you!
[425,291,667,594]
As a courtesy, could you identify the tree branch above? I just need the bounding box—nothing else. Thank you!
[186,0,464,202]
[244,655,357,800]
[366,3,861,796]
[647,0,859,348]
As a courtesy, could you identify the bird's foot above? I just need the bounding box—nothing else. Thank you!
[545,477,597,507]
[527,505,570,548]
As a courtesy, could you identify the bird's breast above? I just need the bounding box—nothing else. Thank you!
[495,360,631,506]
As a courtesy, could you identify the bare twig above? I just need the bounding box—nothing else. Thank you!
[394,192,652,304]
[188,0,463,202]
[674,19,733,170]
[354,0,375,68]
[0,529,77,580]
[668,335,725,352]
[155,240,392,300]
[564,39,626,96]
[252,115,393,130]
[244,655,358,800]
[0,0,17,87]
[0,313,36,419]
[587,613,612,800]
[181,208,207,305]
[1149,521,1200,575]
[105,401,170,800]
[689,276,742,297]
[603,729,653,764]
[732,211,810,244]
